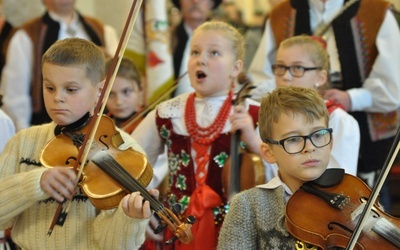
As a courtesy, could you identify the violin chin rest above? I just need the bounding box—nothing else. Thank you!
[312,168,345,187]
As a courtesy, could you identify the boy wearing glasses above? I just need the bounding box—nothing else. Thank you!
[270,35,359,177]
[218,86,332,249]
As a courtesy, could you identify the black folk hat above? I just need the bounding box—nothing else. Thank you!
[171,0,222,10]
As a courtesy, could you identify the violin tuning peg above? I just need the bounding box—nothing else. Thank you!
[186,215,196,225]
[171,203,182,214]
[154,223,167,234]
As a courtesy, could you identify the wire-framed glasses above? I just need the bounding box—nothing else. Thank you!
[271,64,322,77]
[263,128,333,154]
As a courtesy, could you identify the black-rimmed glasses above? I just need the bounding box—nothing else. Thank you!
[263,128,333,154]
[271,64,322,77]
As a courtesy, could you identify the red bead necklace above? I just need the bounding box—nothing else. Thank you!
[184,91,233,145]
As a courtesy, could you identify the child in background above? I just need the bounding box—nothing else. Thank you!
[106,57,143,134]
[271,35,359,176]
[218,86,332,249]
[132,21,262,249]
[0,38,156,250]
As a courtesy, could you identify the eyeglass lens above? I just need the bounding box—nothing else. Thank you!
[273,65,306,77]
[284,129,331,154]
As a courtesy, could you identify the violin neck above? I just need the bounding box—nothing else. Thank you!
[91,150,163,211]
[228,131,241,200]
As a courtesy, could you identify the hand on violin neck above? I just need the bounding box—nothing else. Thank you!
[121,189,159,219]
[40,167,78,202]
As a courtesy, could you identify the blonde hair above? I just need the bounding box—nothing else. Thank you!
[194,20,251,84]
[194,20,245,62]
[42,38,105,85]
[259,86,329,140]
[279,35,330,72]
[106,57,142,91]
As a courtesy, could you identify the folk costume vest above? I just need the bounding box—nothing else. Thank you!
[270,0,397,142]
[155,94,259,249]
[21,12,106,126]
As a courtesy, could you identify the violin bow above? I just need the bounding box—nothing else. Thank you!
[345,126,400,249]
[48,0,144,234]
[121,71,188,132]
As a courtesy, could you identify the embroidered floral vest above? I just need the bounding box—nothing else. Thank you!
[155,102,259,225]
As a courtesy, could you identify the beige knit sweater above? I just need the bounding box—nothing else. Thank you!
[0,122,149,250]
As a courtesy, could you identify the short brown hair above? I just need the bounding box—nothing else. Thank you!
[42,38,105,85]
[106,57,142,91]
[259,86,329,140]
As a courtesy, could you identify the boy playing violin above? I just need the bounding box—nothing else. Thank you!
[0,38,156,249]
[218,86,333,249]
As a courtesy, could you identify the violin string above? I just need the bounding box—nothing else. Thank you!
[91,151,176,223]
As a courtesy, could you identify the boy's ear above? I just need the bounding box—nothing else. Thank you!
[260,143,277,164]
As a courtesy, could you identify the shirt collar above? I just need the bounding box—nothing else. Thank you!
[257,174,293,202]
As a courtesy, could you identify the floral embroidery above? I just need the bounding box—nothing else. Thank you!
[213,152,228,168]
[168,193,177,207]
[160,125,170,139]
[178,195,190,211]
[180,150,190,166]
[175,174,187,190]
[168,152,180,175]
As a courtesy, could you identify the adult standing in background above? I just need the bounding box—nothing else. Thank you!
[171,0,222,97]
[0,0,13,79]
[248,0,400,211]
[0,0,118,131]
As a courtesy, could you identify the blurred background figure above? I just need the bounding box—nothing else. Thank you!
[0,0,14,107]
[105,57,143,134]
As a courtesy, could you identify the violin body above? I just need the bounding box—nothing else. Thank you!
[286,173,400,250]
[41,115,153,210]
[222,151,265,198]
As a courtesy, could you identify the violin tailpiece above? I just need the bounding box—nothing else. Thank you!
[301,183,350,209]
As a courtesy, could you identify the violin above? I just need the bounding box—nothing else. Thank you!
[285,168,400,249]
[221,75,265,200]
[41,115,153,210]
[41,115,195,244]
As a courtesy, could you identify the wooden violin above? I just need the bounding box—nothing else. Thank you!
[221,75,265,201]
[41,115,194,244]
[285,168,400,249]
